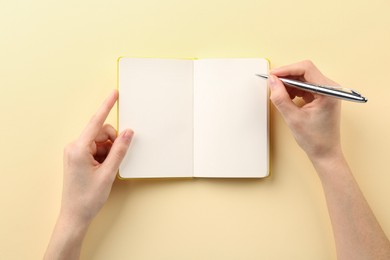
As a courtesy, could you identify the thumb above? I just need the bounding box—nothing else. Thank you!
[102,129,134,179]
[268,75,298,117]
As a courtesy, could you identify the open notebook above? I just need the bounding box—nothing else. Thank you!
[118,58,269,178]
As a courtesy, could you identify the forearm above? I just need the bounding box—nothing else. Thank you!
[43,214,89,260]
[310,151,390,260]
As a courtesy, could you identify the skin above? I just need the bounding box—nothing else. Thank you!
[43,90,133,260]
[269,60,390,260]
[44,61,390,260]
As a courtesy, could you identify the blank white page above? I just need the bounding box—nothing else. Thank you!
[118,58,194,178]
[193,59,269,178]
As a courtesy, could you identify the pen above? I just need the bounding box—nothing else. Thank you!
[256,73,367,103]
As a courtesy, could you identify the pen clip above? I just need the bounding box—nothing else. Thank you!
[321,85,363,97]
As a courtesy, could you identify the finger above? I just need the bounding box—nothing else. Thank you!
[285,86,303,100]
[95,124,117,143]
[271,60,337,86]
[101,129,134,181]
[79,90,118,144]
[268,75,299,117]
[270,60,316,78]
[286,86,315,102]
[302,91,315,103]
[95,142,113,163]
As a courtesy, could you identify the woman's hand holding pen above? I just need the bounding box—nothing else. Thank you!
[270,60,390,260]
[268,60,342,162]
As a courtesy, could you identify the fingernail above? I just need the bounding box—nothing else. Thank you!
[268,75,277,90]
[122,129,134,143]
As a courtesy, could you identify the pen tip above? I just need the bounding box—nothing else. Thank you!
[255,73,268,79]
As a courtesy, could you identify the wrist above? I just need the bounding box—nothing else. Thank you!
[56,210,90,240]
[306,144,344,165]
[307,145,352,182]
[307,145,343,171]
[43,212,90,260]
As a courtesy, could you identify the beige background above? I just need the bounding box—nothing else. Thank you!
[0,0,389,259]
